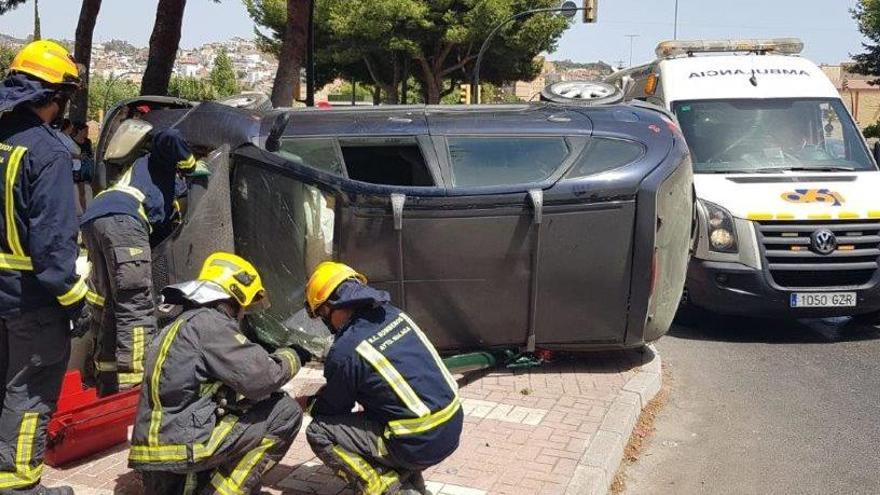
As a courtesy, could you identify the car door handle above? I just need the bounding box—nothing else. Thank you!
[391,193,406,231]
[529,189,543,225]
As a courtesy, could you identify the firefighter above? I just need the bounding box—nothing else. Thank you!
[128,252,305,495]
[0,40,87,495]
[303,262,463,495]
[80,128,196,396]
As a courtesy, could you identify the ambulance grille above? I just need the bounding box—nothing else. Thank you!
[756,220,880,288]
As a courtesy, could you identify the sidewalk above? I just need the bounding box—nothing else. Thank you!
[44,347,662,495]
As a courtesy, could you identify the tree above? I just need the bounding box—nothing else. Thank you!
[0,45,14,73]
[246,0,571,104]
[210,48,239,97]
[141,0,187,95]
[87,75,140,121]
[168,75,217,101]
[244,0,310,107]
[852,0,880,84]
[32,0,40,40]
[0,0,26,14]
[69,0,103,123]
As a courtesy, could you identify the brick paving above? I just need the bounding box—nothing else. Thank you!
[43,349,657,495]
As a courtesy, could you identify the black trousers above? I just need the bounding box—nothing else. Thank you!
[82,214,155,395]
[0,308,70,491]
[140,393,303,495]
[306,414,427,495]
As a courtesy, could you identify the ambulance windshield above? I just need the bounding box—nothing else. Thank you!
[673,98,875,173]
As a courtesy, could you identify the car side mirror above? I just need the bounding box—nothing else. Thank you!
[873,141,880,165]
[104,119,153,166]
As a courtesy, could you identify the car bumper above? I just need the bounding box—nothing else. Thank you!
[686,259,880,317]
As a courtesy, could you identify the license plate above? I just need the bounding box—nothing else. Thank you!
[790,292,856,308]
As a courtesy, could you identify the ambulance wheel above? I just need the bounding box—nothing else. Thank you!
[540,81,623,106]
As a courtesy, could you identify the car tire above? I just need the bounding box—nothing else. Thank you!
[540,81,624,106]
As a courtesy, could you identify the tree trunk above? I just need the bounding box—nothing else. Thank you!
[270,0,309,107]
[69,0,102,123]
[141,0,186,96]
[33,0,40,40]
[415,57,442,104]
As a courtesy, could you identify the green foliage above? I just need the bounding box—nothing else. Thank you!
[0,0,27,15]
[863,122,880,139]
[852,0,880,83]
[0,44,14,75]
[210,48,239,97]
[244,0,571,103]
[103,39,138,56]
[328,81,373,102]
[168,75,218,101]
[87,75,140,121]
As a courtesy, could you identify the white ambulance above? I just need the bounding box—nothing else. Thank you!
[607,39,880,318]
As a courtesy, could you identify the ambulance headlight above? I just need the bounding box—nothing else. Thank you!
[702,200,738,253]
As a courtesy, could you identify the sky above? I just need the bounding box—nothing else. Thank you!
[0,0,869,67]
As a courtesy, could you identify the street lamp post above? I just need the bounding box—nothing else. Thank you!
[673,0,679,40]
[625,34,639,67]
[471,4,581,104]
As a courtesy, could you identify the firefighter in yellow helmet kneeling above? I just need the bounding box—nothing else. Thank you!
[304,262,463,495]
[0,41,86,495]
[128,253,307,494]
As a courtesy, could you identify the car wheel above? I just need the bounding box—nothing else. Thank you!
[540,80,624,106]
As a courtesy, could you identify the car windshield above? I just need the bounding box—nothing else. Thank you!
[672,98,876,174]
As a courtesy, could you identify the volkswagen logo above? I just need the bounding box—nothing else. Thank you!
[810,229,837,255]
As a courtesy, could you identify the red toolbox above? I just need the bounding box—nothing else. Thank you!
[45,370,140,467]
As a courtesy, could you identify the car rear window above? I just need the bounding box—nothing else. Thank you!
[277,137,345,175]
[563,138,645,179]
[448,137,571,187]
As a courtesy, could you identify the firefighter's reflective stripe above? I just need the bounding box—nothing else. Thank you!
[57,275,88,306]
[177,154,196,171]
[129,414,238,463]
[1,146,33,272]
[86,290,105,307]
[331,446,399,495]
[199,381,222,397]
[95,167,150,226]
[4,146,27,257]
[355,340,430,418]
[209,437,275,495]
[400,313,459,394]
[132,326,145,372]
[118,372,144,385]
[0,412,42,489]
[386,396,461,438]
[149,319,184,446]
[95,360,117,372]
[275,348,300,376]
[0,253,32,271]
[183,472,198,495]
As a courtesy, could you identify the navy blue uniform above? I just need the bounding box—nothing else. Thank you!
[307,281,462,494]
[0,74,85,491]
[80,129,194,395]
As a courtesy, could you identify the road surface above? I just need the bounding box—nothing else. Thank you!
[624,312,880,495]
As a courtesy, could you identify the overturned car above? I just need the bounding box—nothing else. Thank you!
[94,96,693,353]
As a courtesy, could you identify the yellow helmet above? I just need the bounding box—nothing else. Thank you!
[197,252,266,309]
[304,261,366,317]
[8,40,81,88]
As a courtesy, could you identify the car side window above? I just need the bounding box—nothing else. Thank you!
[447,137,571,187]
[563,138,645,179]
[338,138,435,187]
[277,137,345,176]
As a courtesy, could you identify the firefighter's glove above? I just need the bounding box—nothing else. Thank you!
[67,300,91,338]
[292,344,313,366]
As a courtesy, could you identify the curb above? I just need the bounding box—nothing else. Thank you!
[565,345,662,495]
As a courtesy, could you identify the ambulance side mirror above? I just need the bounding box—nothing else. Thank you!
[873,141,880,165]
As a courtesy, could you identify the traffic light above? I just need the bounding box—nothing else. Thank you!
[583,0,597,23]
[460,84,471,105]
